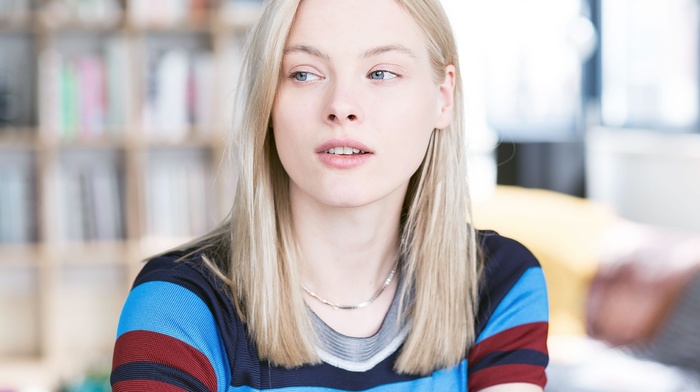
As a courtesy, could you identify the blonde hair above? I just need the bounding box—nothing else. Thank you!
[190,0,482,376]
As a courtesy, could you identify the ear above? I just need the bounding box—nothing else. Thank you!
[434,64,456,130]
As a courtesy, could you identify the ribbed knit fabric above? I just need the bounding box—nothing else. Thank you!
[309,280,411,372]
[111,230,550,391]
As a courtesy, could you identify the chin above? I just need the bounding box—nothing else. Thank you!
[311,189,375,208]
[322,196,371,209]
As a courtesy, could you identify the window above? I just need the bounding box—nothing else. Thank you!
[601,0,700,131]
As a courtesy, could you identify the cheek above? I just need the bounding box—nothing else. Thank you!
[273,88,319,134]
[272,93,315,175]
[386,94,437,172]
[271,103,295,168]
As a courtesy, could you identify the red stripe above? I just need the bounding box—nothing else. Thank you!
[113,330,217,392]
[469,322,548,365]
[468,364,547,391]
[113,380,190,392]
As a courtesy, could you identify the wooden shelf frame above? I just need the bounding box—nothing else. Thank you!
[0,0,261,389]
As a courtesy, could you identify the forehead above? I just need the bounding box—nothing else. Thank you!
[286,0,428,56]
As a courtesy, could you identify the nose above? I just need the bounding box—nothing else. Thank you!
[324,80,362,125]
[328,113,357,122]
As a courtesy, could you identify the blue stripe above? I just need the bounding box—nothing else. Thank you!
[476,267,548,343]
[117,281,230,391]
[227,360,468,391]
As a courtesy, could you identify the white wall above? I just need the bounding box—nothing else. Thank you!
[586,127,700,233]
[440,0,498,201]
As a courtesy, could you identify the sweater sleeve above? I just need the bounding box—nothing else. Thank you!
[468,232,550,391]
[111,257,231,392]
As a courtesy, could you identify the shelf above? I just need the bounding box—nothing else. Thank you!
[52,240,130,265]
[0,262,41,361]
[39,18,124,34]
[0,359,55,391]
[0,243,41,265]
[0,128,37,148]
[220,0,262,30]
[53,136,129,149]
[50,263,127,359]
[0,0,250,388]
[127,18,214,34]
[0,18,33,33]
[37,1,124,33]
[141,131,225,147]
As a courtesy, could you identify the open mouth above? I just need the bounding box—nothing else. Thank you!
[324,147,368,155]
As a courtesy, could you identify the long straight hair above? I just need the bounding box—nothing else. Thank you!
[190,0,482,375]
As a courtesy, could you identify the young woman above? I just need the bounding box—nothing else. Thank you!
[111,0,549,390]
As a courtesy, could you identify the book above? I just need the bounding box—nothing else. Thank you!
[105,36,128,136]
[144,148,212,240]
[155,49,189,138]
[77,54,106,140]
[222,0,264,26]
[0,32,36,128]
[38,36,128,141]
[129,0,212,27]
[0,0,30,20]
[141,46,215,138]
[59,150,124,242]
[0,152,34,244]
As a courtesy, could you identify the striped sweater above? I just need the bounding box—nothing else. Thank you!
[111,230,548,391]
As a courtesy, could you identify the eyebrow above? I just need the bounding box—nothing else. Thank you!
[283,45,331,60]
[282,44,416,60]
[362,44,417,59]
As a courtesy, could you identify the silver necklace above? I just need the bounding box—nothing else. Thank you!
[302,260,399,310]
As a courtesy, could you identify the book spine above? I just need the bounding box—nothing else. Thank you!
[154,49,189,138]
[106,37,127,136]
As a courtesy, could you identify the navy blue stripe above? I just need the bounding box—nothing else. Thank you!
[130,253,246,384]
[475,230,542,335]
[111,361,211,391]
[469,349,549,373]
[249,351,420,391]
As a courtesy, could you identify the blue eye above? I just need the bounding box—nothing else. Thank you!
[292,72,319,82]
[369,70,397,80]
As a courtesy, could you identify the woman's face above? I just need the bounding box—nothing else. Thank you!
[272,0,455,210]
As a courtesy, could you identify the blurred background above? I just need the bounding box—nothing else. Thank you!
[1,0,700,390]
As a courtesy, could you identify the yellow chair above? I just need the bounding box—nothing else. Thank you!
[473,186,617,336]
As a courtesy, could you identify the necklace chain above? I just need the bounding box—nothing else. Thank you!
[301,260,399,310]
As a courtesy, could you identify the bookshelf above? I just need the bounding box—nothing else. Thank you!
[0,0,262,389]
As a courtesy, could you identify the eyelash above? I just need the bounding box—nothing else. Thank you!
[287,69,401,82]
[368,70,399,80]
[289,71,320,82]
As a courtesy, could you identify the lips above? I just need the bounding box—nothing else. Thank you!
[316,139,373,155]
[315,139,373,169]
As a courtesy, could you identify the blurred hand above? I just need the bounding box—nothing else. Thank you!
[586,222,700,346]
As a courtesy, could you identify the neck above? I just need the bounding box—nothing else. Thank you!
[291,191,404,307]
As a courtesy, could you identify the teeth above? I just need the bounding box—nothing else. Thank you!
[326,146,365,155]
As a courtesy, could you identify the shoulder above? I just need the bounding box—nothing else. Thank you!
[120,250,239,339]
[474,230,548,334]
[467,230,549,390]
[478,229,541,279]
[113,251,242,391]
[477,230,544,302]
[132,250,231,301]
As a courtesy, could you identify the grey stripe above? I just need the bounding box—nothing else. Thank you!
[309,281,408,371]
